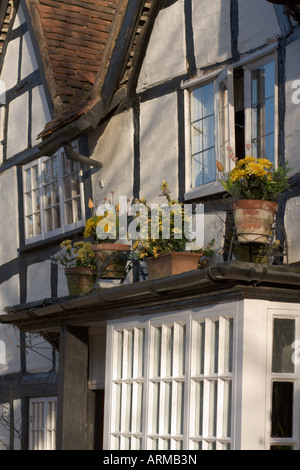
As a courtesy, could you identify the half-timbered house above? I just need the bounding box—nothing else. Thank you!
[1,0,300,451]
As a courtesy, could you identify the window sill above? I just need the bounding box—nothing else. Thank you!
[184,181,225,201]
[18,226,85,254]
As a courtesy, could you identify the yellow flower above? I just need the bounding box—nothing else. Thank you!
[60,239,72,248]
[153,246,162,258]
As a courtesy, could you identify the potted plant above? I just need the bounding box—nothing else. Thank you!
[132,181,214,280]
[217,147,290,243]
[84,194,131,279]
[52,240,97,296]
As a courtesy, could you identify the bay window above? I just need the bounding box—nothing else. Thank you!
[185,53,277,197]
[23,143,85,243]
[270,317,300,450]
[104,308,235,450]
[29,397,57,450]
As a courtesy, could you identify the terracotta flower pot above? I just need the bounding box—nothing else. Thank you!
[232,199,278,243]
[65,267,97,296]
[145,251,203,280]
[92,243,131,279]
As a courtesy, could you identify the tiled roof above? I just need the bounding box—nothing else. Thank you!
[0,0,14,59]
[26,0,119,136]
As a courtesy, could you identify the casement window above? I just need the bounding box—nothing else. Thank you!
[104,310,235,450]
[269,317,300,450]
[185,52,277,198]
[23,143,85,243]
[29,397,57,450]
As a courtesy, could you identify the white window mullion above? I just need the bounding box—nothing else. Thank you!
[216,378,225,439]
[57,151,65,233]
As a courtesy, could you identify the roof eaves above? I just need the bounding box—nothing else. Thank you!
[2,262,300,330]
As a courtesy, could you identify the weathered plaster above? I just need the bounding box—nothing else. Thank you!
[140,93,178,203]
[90,109,134,206]
[137,0,186,92]
[25,332,54,374]
[31,85,51,146]
[238,0,281,53]
[0,276,20,375]
[6,93,28,158]
[192,0,231,68]
[0,167,19,265]
[26,261,51,303]
[21,31,38,80]
[284,196,300,264]
[285,38,300,175]
[0,37,20,91]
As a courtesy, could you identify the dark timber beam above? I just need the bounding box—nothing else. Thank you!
[56,327,95,450]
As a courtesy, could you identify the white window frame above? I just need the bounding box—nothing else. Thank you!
[183,47,278,201]
[243,54,278,167]
[29,397,57,450]
[103,305,237,451]
[266,310,300,450]
[23,142,85,244]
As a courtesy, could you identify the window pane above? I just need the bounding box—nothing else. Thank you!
[223,380,232,438]
[191,82,215,188]
[45,208,53,232]
[210,320,219,374]
[72,173,80,196]
[272,319,295,373]
[27,215,33,238]
[152,326,162,378]
[63,156,71,175]
[193,148,215,187]
[32,189,40,212]
[64,176,72,200]
[25,192,32,215]
[251,61,275,161]
[208,380,218,437]
[271,381,293,438]
[45,184,52,208]
[43,160,52,183]
[34,212,41,235]
[25,169,31,191]
[195,321,205,375]
[65,201,73,225]
[53,206,61,230]
[32,165,39,189]
[193,380,204,436]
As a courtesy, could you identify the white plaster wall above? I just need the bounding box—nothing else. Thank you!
[21,31,38,80]
[285,38,300,175]
[6,92,28,158]
[139,93,178,204]
[192,0,231,68]
[13,4,26,30]
[57,264,69,298]
[26,260,51,303]
[0,275,21,375]
[0,167,19,265]
[25,332,54,374]
[284,197,300,264]
[203,212,226,264]
[0,324,21,374]
[31,86,51,146]
[137,0,186,91]
[0,37,20,91]
[238,0,281,54]
[90,109,134,206]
